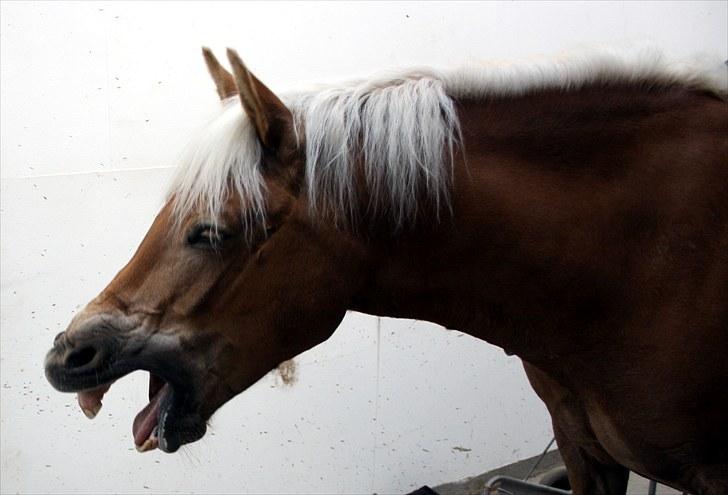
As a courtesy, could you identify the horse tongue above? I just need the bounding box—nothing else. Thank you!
[132,382,169,448]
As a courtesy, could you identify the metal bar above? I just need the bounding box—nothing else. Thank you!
[485,475,572,495]
[523,437,557,481]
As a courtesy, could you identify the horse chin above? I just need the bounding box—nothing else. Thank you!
[156,384,207,453]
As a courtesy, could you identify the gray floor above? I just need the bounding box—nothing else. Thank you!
[433,450,684,495]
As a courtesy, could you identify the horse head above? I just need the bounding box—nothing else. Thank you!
[44,48,368,452]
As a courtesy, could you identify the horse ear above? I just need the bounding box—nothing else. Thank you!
[226,48,294,151]
[202,47,237,100]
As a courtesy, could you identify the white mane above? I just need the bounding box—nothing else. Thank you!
[169,46,726,235]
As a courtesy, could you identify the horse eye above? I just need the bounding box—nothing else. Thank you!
[187,224,232,249]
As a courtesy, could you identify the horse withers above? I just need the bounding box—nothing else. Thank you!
[44,47,728,494]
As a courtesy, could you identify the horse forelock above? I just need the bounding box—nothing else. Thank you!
[169,98,266,234]
[167,45,726,237]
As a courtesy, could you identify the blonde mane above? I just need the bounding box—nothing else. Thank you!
[168,46,726,235]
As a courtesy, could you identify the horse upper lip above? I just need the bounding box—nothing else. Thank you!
[44,350,120,393]
[44,330,186,393]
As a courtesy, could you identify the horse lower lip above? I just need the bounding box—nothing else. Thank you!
[156,403,207,454]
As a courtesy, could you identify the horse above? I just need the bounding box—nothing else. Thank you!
[44,47,728,494]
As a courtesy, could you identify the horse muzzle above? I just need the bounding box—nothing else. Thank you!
[44,313,207,453]
[45,326,126,393]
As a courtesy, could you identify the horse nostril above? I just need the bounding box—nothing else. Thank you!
[65,345,98,369]
[54,332,66,346]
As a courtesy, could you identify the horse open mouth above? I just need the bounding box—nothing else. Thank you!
[45,332,207,453]
[69,370,206,453]
[77,373,169,451]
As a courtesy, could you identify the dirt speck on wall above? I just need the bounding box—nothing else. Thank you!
[277,359,297,386]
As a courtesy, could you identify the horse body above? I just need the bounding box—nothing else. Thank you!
[350,87,728,493]
[44,48,727,494]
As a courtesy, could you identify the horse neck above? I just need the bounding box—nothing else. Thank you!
[348,83,727,367]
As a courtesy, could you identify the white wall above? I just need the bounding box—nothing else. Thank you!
[1,2,725,494]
